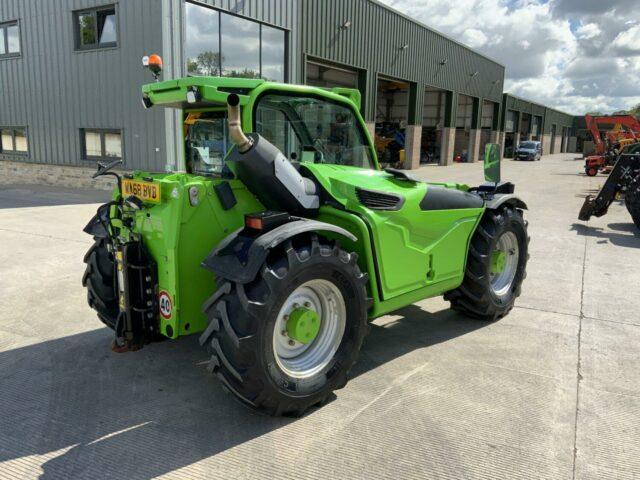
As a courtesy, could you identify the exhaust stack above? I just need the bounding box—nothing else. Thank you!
[226,94,254,153]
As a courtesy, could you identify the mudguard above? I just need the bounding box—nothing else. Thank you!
[202,219,357,284]
[83,203,113,238]
[485,194,528,210]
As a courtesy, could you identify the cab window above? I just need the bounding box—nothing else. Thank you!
[254,93,375,169]
[185,111,230,175]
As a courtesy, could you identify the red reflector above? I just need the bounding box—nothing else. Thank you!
[245,216,263,230]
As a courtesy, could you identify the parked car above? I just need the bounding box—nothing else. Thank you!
[515,141,542,161]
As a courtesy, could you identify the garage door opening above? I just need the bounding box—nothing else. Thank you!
[454,94,473,162]
[421,87,446,164]
[561,126,568,152]
[504,109,518,158]
[479,100,496,160]
[531,115,542,141]
[376,78,409,168]
[306,61,359,89]
[520,113,531,141]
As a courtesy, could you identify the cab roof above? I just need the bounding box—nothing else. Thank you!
[141,76,361,110]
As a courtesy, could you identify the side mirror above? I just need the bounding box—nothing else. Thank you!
[484,143,501,184]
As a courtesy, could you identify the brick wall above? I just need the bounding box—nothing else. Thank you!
[0,160,119,191]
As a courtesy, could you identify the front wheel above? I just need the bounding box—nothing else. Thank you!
[445,206,529,321]
[201,234,369,416]
[586,167,598,177]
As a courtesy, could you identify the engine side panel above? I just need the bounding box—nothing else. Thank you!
[306,164,485,305]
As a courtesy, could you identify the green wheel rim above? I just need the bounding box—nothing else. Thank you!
[490,231,519,298]
[273,279,346,379]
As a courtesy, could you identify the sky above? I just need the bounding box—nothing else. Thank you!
[378,0,640,114]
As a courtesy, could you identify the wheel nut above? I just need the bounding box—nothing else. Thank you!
[288,339,295,346]
[283,314,289,321]
[281,330,287,336]
[293,303,299,309]
[304,301,311,308]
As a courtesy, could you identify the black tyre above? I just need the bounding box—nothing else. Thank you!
[201,234,369,416]
[82,237,118,329]
[445,206,529,321]
[625,175,640,230]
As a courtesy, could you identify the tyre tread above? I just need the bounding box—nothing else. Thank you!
[202,235,368,416]
[445,206,529,321]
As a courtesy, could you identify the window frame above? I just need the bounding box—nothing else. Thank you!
[252,89,378,170]
[0,20,21,59]
[81,128,123,161]
[0,126,29,156]
[73,4,118,51]
[183,1,288,82]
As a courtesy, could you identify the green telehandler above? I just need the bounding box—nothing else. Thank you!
[83,58,529,416]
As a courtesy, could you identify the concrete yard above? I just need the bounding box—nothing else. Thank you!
[0,154,638,479]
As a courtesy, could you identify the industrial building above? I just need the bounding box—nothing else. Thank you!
[0,0,576,185]
[499,94,575,158]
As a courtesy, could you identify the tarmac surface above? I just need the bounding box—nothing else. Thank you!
[0,154,638,479]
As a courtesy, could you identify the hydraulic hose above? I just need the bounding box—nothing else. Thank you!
[227,94,254,153]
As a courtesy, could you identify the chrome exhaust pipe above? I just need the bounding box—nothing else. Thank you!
[226,94,253,153]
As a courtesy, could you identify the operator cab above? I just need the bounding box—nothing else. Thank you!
[253,93,375,170]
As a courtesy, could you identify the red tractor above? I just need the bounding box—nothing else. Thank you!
[583,114,640,176]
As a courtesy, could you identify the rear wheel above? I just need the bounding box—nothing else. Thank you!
[82,237,118,329]
[445,206,529,321]
[625,176,640,230]
[201,234,369,416]
[586,166,598,176]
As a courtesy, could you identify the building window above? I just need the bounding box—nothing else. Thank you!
[261,24,285,82]
[81,129,122,160]
[0,21,21,58]
[0,127,28,154]
[184,2,286,82]
[74,5,117,50]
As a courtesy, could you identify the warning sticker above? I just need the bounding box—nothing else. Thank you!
[159,291,172,319]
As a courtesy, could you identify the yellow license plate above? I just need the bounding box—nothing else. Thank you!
[122,179,161,203]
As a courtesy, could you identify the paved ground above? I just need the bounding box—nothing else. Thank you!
[0,155,638,479]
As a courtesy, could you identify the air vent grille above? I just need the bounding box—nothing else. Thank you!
[355,188,404,210]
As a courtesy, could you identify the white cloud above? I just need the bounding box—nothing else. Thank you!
[576,23,601,39]
[611,25,640,55]
[378,0,640,114]
[461,28,488,48]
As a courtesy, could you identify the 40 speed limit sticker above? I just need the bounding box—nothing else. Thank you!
[159,291,173,319]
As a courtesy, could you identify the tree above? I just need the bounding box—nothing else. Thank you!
[186,58,199,75]
[187,51,224,76]
[225,68,261,79]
